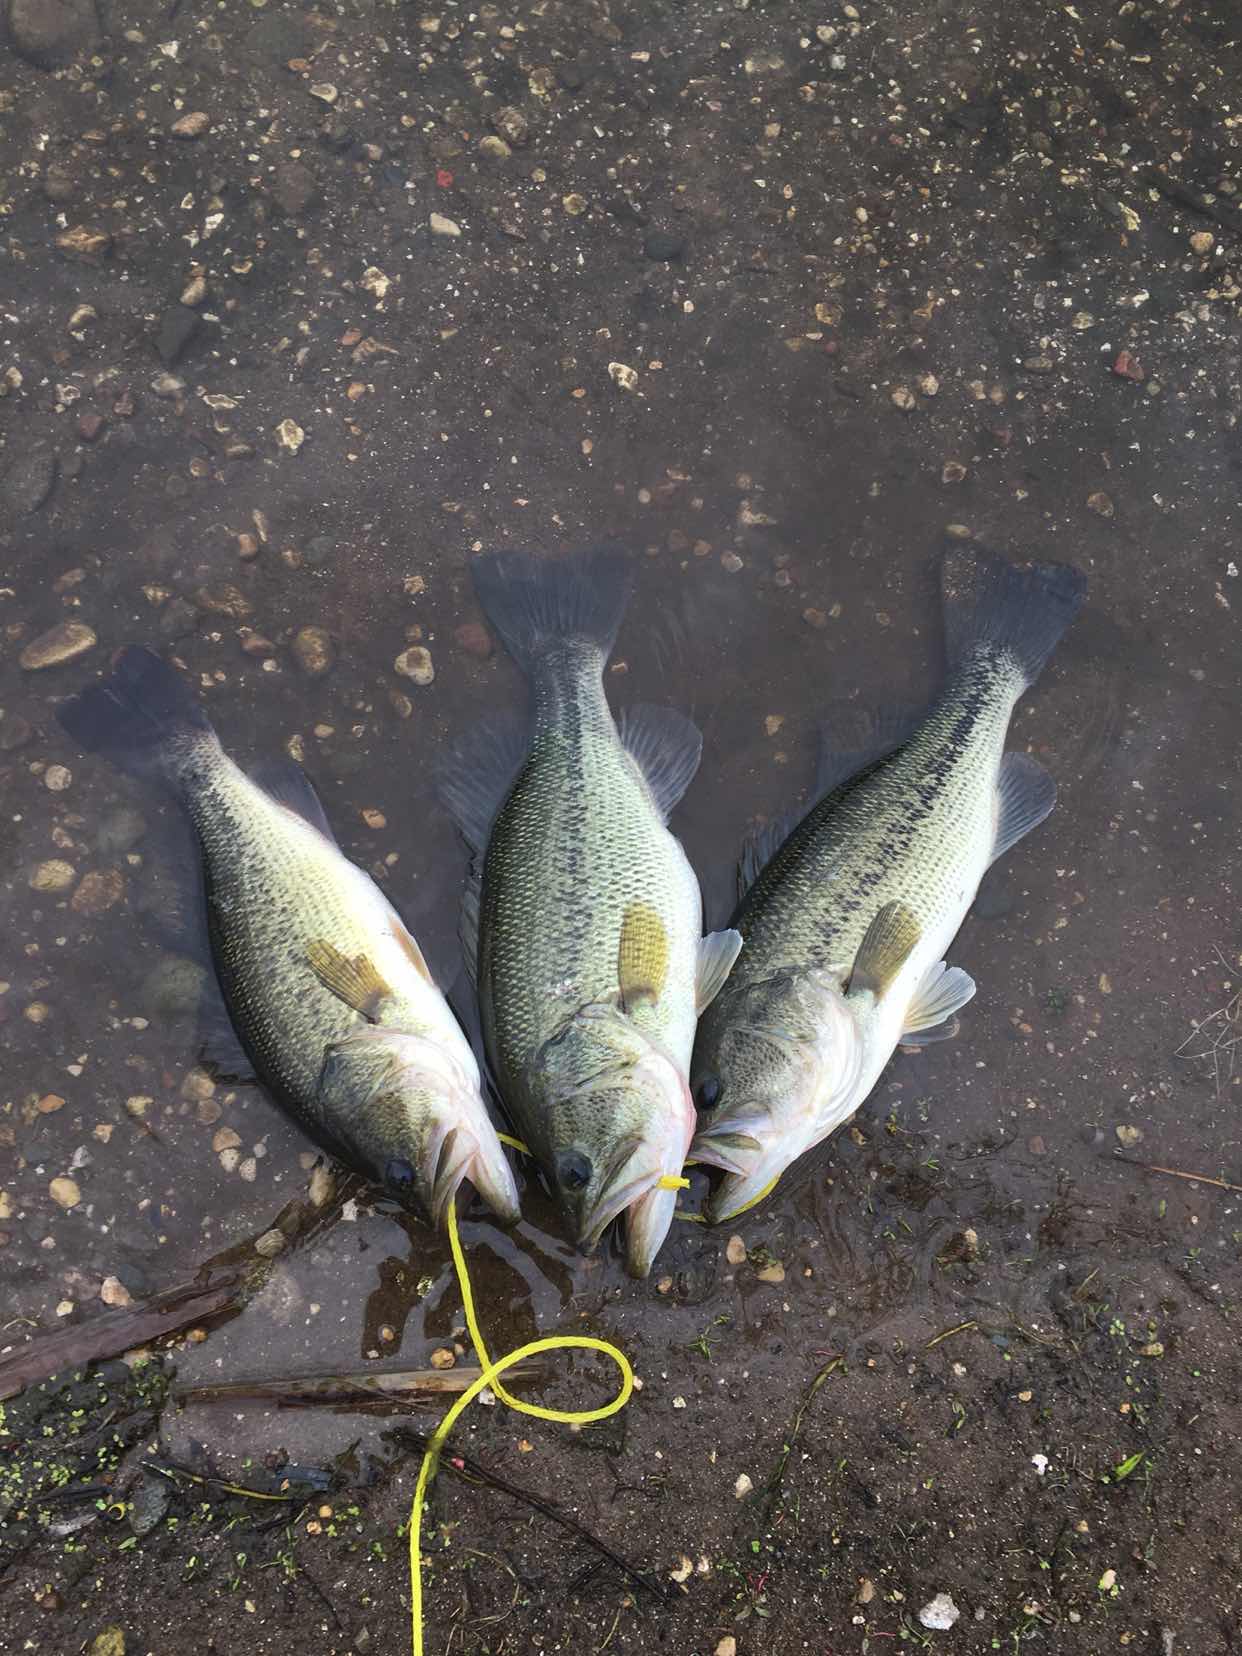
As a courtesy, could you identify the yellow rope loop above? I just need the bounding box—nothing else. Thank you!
[409,1201,634,1656]
[409,1132,782,1647]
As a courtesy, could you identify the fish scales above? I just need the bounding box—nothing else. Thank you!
[188,762,406,1121]
[691,545,1086,1223]
[443,548,740,1275]
[57,645,520,1225]
[481,652,700,1106]
[735,653,1021,982]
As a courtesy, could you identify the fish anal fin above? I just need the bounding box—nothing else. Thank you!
[251,759,338,844]
[696,928,743,1013]
[617,703,703,821]
[617,900,670,1010]
[848,901,921,1000]
[307,938,392,1020]
[903,961,976,1036]
[992,751,1056,865]
[816,703,921,800]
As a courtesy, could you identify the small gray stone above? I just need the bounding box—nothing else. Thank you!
[157,597,197,640]
[155,306,201,367]
[138,954,206,1016]
[128,1471,170,1536]
[271,160,321,217]
[7,0,99,68]
[96,806,147,855]
[3,447,57,515]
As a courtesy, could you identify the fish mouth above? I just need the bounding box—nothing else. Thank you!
[575,1134,650,1253]
[705,1167,783,1227]
[690,1118,785,1226]
[574,1130,691,1278]
[689,1123,767,1178]
[623,1182,679,1281]
[429,1122,522,1228]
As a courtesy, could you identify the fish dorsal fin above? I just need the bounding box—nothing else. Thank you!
[390,918,436,987]
[903,959,976,1037]
[992,751,1056,865]
[436,711,530,854]
[617,703,703,821]
[696,928,743,1013]
[617,900,670,1010]
[848,901,921,1000]
[815,703,921,800]
[307,938,392,1021]
[251,759,339,844]
[737,813,797,899]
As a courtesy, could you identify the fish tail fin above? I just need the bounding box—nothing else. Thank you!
[470,547,632,675]
[941,543,1087,687]
[55,645,215,778]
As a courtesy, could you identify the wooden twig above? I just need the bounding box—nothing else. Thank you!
[925,1320,978,1350]
[1116,1157,1242,1195]
[174,1364,540,1409]
[0,1276,240,1402]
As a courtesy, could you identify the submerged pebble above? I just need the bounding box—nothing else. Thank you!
[49,1176,81,1209]
[30,859,76,892]
[292,625,335,676]
[394,646,434,685]
[919,1593,961,1631]
[20,621,97,671]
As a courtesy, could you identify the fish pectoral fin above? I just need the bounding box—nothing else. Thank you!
[992,751,1057,865]
[848,901,921,1000]
[696,928,744,1013]
[903,961,976,1037]
[251,759,339,845]
[390,919,436,987]
[307,938,392,1021]
[899,1018,962,1049]
[617,900,671,1010]
[617,703,703,821]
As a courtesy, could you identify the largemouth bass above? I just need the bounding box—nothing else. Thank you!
[56,646,520,1227]
[439,549,741,1277]
[690,544,1086,1222]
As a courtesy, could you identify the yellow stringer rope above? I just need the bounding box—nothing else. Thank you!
[408,1150,690,1655]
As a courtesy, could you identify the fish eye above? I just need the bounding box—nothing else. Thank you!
[695,1076,722,1112]
[385,1156,417,1192]
[556,1149,593,1193]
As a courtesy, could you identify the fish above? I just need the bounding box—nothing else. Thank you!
[55,645,520,1228]
[438,548,741,1277]
[689,543,1087,1222]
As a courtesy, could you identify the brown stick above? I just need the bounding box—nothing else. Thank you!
[0,1276,241,1402]
[174,1364,540,1407]
[1117,1157,1242,1195]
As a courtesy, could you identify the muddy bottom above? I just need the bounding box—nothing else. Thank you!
[2,0,1240,1651]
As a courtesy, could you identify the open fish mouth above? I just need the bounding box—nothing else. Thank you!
[428,1126,481,1227]
[574,1134,652,1252]
[573,1128,691,1277]
[688,1125,766,1178]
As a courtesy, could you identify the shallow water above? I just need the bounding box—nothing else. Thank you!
[3,0,1241,1646]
